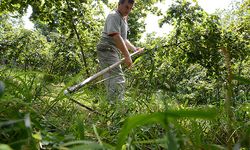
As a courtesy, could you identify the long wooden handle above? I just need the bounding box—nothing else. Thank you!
[64,50,141,94]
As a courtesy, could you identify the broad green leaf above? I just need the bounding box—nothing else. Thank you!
[32,132,42,141]
[116,108,217,150]
[0,144,13,150]
[40,0,45,7]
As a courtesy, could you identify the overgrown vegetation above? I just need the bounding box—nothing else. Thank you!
[0,0,249,149]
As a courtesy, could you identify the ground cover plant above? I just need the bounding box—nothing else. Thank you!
[0,0,249,149]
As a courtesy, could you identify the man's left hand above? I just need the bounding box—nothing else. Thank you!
[136,47,144,53]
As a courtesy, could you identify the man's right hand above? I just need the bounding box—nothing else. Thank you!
[124,56,132,68]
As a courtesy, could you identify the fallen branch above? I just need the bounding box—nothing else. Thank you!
[69,97,105,116]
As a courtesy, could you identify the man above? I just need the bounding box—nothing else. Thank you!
[97,0,143,103]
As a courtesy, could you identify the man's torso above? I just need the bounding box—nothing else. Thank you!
[99,10,128,48]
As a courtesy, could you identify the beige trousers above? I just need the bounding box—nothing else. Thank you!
[97,44,125,103]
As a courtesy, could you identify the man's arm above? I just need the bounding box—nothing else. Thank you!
[111,33,132,68]
[125,39,137,52]
[125,39,144,53]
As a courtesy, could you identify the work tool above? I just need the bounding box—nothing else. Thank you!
[64,50,142,95]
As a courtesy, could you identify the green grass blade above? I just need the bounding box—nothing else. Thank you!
[116,108,217,150]
[0,144,13,150]
[60,140,114,150]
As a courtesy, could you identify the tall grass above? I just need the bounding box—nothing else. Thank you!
[0,58,250,150]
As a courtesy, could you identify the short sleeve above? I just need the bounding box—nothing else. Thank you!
[105,14,121,34]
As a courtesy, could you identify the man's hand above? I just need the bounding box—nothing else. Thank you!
[136,47,144,53]
[124,56,133,68]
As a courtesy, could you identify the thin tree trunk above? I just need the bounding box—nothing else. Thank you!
[221,47,234,150]
[66,0,90,77]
